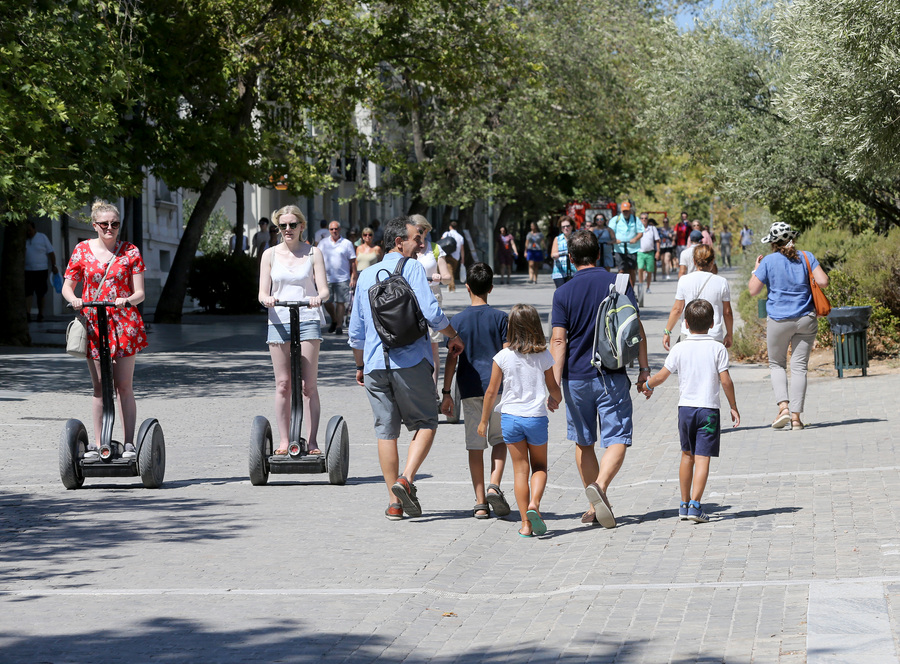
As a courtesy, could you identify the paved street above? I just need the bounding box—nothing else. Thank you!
[2,269,899,663]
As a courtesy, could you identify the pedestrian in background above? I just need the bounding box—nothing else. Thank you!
[663,245,733,349]
[319,220,357,335]
[24,220,58,322]
[550,216,575,288]
[412,214,452,387]
[525,222,545,284]
[495,226,518,285]
[748,222,828,431]
[719,224,733,268]
[610,201,642,285]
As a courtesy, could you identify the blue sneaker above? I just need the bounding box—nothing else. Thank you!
[679,501,689,520]
[687,500,709,523]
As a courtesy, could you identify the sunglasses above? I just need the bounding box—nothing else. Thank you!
[329,227,340,232]
[363,233,373,237]
[278,222,300,230]
[95,221,121,230]
[561,224,572,229]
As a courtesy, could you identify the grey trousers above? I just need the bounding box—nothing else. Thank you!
[766,315,818,413]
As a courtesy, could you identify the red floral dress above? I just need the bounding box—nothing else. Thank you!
[64,241,148,359]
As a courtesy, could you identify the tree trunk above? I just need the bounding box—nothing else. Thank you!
[233,181,245,256]
[0,222,31,346]
[407,195,428,217]
[154,168,230,323]
[458,207,474,267]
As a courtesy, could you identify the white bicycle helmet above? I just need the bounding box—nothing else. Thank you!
[761,221,798,244]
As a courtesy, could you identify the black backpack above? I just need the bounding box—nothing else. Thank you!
[368,258,428,356]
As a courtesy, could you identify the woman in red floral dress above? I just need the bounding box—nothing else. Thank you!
[62,200,148,459]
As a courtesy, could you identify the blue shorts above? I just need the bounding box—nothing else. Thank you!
[500,414,549,446]
[526,249,544,262]
[678,406,720,457]
[267,320,322,344]
[563,372,633,447]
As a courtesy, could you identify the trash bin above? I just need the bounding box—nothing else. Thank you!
[827,306,872,378]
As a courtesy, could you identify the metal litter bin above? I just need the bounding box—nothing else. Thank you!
[827,306,872,378]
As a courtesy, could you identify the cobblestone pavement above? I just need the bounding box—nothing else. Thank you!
[2,268,898,663]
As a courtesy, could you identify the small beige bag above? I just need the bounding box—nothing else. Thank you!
[64,242,120,359]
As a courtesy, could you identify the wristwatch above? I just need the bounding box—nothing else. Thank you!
[639,367,651,373]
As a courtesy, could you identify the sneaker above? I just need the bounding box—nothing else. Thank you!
[385,502,403,521]
[687,500,709,523]
[646,288,652,294]
[391,475,422,517]
[328,321,337,334]
[585,482,616,529]
[679,501,689,520]
[84,445,99,460]
[334,326,343,335]
[122,443,136,459]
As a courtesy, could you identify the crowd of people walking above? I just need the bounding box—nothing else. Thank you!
[56,198,829,538]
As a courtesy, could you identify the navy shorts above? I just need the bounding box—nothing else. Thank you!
[678,406,720,457]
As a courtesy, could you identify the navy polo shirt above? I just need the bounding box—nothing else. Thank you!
[448,304,508,398]
[551,268,639,380]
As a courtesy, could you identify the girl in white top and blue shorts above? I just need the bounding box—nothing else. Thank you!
[259,205,330,455]
[479,304,563,538]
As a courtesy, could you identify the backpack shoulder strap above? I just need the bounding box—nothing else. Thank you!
[394,256,409,275]
[614,272,629,295]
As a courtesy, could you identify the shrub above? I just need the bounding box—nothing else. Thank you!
[187,253,259,314]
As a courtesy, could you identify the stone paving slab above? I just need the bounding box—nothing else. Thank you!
[2,270,899,662]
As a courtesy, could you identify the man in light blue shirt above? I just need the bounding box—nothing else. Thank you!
[609,200,642,285]
[349,216,464,520]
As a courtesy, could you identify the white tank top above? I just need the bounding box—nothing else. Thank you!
[268,247,326,326]
[417,243,442,296]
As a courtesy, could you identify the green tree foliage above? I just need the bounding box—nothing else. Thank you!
[776,0,900,181]
[0,0,144,345]
[638,0,900,230]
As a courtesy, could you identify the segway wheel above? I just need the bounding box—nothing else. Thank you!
[59,419,86,490]
[137,418,166,488]
[325,415,349,485]
[444,378,461,424]
[249,416,272,486]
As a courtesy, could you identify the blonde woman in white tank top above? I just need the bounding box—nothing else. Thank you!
[411,215,452,386]
[259,206,330,455]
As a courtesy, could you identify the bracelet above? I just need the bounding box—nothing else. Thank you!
[441,389,452,395]
[639,367,651,373]
[448,332,459,341]
[356,365,364,371]
[663,329,671,335]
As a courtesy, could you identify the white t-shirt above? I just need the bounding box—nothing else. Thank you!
[442,229,464,261]
[674,271,731,341]
[639,225,659,253]
[25,232,54,271]
[493,348,555,417]
[417,243,447,296]
[663,334,729,408]
[319,236,356,282]
[679,243,699,274]
[314,228,329,245]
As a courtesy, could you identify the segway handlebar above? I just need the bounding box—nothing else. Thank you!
[273,300,313,307]
[67,301,129,309]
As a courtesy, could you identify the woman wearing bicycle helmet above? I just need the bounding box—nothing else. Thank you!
[748,222,828,430]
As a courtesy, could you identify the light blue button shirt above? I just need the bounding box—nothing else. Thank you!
[610,213,640,254]
[348,251,450,373]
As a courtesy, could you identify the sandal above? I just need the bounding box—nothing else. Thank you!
[790,419,804,430]
[274,448,289,456]
[486,484,511,517]
[473,504,490,519]
[772,408,791,429]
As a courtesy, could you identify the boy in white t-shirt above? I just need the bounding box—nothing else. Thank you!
[641,299,740,523]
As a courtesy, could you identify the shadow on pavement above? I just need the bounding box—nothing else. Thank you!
[0,492,241,583]
[0,621,715,663]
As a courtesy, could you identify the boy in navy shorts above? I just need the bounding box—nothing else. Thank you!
[642,299,740,523]
[441,263,511,519]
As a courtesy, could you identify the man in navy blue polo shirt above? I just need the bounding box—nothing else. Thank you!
[550,230,652,529]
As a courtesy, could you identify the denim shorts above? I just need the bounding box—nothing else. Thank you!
[563,372,633,447]
[267,320,322,344]
[500,413,549,446]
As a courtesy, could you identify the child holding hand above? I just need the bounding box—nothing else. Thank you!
[479,304,563,537]
[641,299,740,523]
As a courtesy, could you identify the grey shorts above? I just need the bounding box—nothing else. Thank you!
[462,397,504,450]
[329,280,351,304]
[363,360,438,439]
